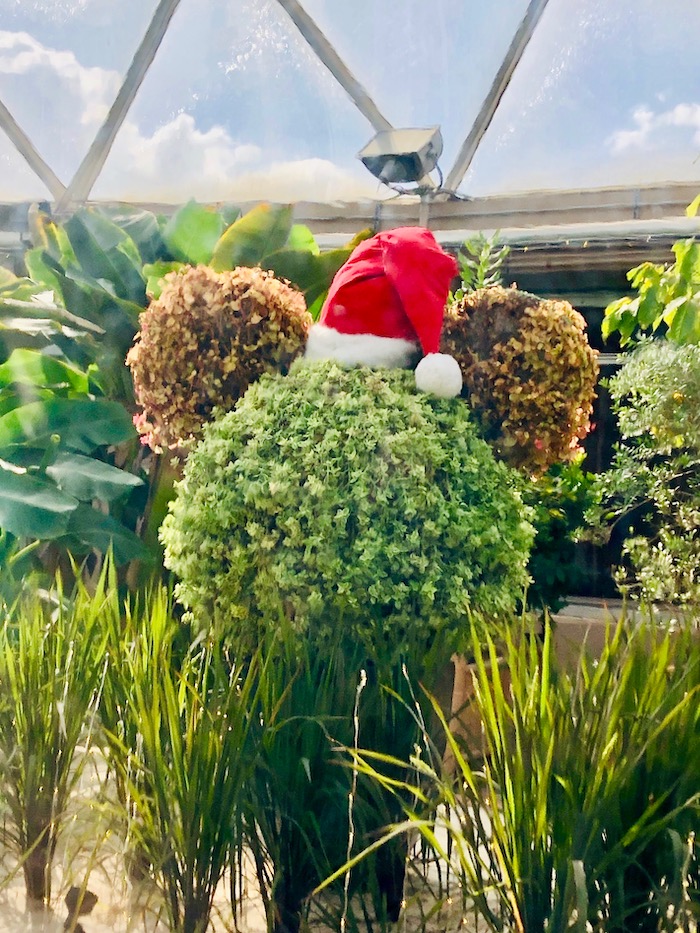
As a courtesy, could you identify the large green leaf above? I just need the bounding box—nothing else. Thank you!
[64,209,146,305]
[62,264,143,328]
[104,207,166,264]
[143,261,186,300]
[25,249,105,327]
[0,467,77,539]
[64,503,144,564]
[46,451,142,503]
[27,210,77,265]
[0,316,82,342]
[0,349,89,395]
[0,398,136,453]
[163,200,226,265]
[18,249,67,301]
[210,203,293,271]
[264,246,353,307]
[286,224,320,255]
[667,294,700,345]
[0,270,48,303]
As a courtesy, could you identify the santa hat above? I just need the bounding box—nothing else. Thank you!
[304,226,463,398]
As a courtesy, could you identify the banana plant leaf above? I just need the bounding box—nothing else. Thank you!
[64,209,146,305]
[0,467,77,539]
[46,451,142,503]
[286,223,320,254]
[24,249,141,337]
[162,200,226,265]
[264,246,355,310]
[0,398,136,454]
[0,349,89,395]
[143,261,186,300]
[63,504,145,564]
[27,211,77,265]
[102,206,166,265]
[210,203,293,271]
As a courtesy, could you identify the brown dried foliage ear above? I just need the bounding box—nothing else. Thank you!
[126,264,311,453]
[441,285,599,472]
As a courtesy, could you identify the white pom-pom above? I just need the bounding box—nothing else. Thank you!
[414,353,463,398]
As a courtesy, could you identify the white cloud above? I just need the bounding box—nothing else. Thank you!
[96,117,377,202]
[0,30,120,128]
[0,29,377,204]
[608,102,700,154]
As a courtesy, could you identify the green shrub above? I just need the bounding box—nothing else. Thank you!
[441,285,599,472]
[161,361,534,664]
[590,339,700,608]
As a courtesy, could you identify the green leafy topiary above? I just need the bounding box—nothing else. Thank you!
[126,264,311,452]
[161,361,534,664]
[441,285,599,472]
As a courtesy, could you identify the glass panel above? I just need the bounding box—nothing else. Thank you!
[0,133,52,201]
[0,0,161,191]
[300,0,533,182]
[95,0,380,203]
[463,0,700,196]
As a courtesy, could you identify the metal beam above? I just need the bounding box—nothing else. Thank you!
[444,0,551,193]
[274,0,392,133]
[0,98,66,200]
[55,0,183,212]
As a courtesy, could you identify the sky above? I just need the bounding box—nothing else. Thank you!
[0,0,698,204]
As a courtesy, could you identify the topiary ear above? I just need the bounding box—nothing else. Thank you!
[126,265,311,454]
[441,285,599,472]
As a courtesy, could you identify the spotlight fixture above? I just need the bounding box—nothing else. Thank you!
[358,126,443,186]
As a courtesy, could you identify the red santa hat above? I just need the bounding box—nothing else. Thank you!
[304,226,463,398]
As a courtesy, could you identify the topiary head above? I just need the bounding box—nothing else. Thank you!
[441,285,599,472]
[160,360,534,667]
[126,264,311,452]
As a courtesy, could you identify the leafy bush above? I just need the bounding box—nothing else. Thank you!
[127,264,311,452]
[161,361,534,664]
[441,285,599,472]
[523,456,598,613]
[590,339,700,608]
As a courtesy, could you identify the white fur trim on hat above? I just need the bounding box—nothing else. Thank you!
[414,353,463,398]
[304,323,418,369]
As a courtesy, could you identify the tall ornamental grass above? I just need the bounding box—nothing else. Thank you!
[101,589,264,933]
[0,570,109,906]
[329,618,700,933]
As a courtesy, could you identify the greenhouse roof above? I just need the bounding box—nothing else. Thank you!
[0,0,699,217]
